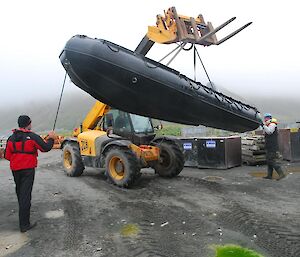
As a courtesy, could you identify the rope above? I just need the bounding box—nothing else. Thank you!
[166,43,186,66]
[53,72,67,131]
[194,46,213,88]
[158,43,182,63]
[193,45,196,81]
[144,42,185,69]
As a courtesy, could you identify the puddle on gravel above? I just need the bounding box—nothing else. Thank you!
[0,232,28,256]
[212,244,264,257]
[202,176,224,181]
[250,166,300,178]
[45,209,65,219]
[285,167,300,173]
[120,224,139,237]
[249,171,279,179]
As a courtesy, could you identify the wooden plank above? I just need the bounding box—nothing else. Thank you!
[242,145,263,151]
[246,144,265,151]
[242,154,266,161]
[242,140,256,146]
[242,149,266,156]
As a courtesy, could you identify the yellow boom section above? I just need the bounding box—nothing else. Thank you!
[73,101,110,136]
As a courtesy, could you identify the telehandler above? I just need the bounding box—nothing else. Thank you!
[61,101,184,187]
[60,7,256,188]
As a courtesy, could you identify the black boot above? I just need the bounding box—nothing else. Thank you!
[263,165,273,179]
[263,176,272,179]
[276,174,286,181]
[275,166,286,181]
[20,221,37,233]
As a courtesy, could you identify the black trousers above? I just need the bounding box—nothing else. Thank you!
[12,168,35,229]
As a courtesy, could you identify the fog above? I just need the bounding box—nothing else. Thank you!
[1,87,299,137]
[0,0,299,128]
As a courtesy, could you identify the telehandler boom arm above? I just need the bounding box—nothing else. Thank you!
[73,101,110,136]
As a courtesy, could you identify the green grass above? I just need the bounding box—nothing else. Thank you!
[38,129,73,137]
[120,224,140,237]
[213,244,264,257]
[155,125,182,136]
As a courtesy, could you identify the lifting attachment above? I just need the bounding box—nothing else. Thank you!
[135,6,252,56]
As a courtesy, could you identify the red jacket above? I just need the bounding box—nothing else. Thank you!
[4,128,54,171]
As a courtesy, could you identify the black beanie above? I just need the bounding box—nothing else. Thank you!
[18,115,31,128]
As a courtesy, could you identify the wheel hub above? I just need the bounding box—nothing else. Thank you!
[109,156,125,180]
[160,151,171,168]
[64,150,72,169]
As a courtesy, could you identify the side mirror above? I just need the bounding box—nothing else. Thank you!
[154,124,163,130]
[106,113,114,128]
[106,127,114,137]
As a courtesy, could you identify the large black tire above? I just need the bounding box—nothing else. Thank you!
[154,141,184,177]
[62,142,84,177]
[105,147,141,188]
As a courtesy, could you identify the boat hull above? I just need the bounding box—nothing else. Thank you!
[60,35,261,132]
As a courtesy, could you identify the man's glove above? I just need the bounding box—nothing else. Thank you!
[259,122,265,129]
[257,116,264,127]
[47,131,56,140]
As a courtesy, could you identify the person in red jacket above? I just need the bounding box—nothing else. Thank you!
[5,115,56,232]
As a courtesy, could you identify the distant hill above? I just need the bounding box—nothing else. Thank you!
[0,92,95,136]
[246,95,299,127]
[0,92,299,137]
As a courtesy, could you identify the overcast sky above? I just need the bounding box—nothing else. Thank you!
[0,0,299,110]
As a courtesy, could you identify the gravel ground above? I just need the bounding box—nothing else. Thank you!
[0,150,299,257]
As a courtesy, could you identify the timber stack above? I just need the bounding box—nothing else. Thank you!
[0,137,7,159]
[242,135,266,165]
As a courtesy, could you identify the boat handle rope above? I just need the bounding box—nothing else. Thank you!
[106,42,120,53]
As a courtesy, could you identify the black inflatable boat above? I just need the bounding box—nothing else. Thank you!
[60,35,261,132]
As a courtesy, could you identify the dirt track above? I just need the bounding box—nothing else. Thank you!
[0,150,299,257]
